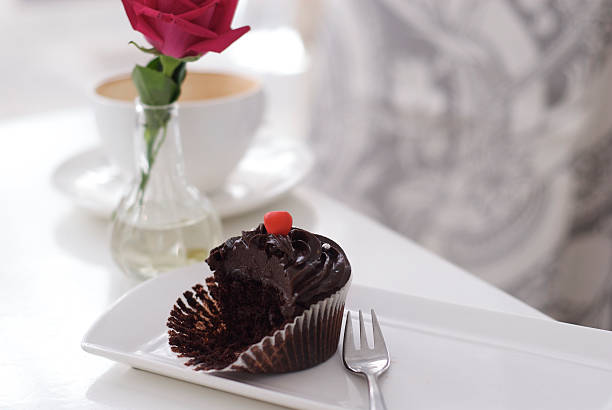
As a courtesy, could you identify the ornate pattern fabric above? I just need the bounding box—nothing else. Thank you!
[308,0,612,328]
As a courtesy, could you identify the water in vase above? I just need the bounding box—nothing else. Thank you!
[111,213,222,279]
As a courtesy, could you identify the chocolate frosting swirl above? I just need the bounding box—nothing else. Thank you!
[206,224,351,318]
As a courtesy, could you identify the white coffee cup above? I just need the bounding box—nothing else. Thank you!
[91,71,265,192]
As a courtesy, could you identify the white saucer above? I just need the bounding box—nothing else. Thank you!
[52,135,313,219]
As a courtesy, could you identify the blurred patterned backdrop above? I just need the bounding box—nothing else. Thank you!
[308,0,612,328]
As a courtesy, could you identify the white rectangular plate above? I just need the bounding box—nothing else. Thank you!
[83,264,612,409]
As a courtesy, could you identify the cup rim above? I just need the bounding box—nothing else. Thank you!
[90,70,263,108]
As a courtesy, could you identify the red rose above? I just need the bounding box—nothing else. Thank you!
[121,0,250,59]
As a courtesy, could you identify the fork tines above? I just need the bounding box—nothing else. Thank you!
[344,309,388,351]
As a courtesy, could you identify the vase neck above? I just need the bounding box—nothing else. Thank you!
[135,102,182,171]
[133,101,187,198]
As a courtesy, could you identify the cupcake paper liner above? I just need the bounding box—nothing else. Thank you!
[168,276,351,374]
[226,278,350,373]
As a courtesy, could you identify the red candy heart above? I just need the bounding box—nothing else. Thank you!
[264,211,293,235]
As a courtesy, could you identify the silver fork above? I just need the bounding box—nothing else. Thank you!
[342,309,390,410]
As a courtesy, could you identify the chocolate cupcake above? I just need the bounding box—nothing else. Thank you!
[167,212,351,373]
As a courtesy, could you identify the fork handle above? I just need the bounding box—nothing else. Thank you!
[365,373,387,410]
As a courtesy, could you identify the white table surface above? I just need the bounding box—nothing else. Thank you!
[0,110,547,409]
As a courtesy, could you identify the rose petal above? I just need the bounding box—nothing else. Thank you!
[155,0,199,14]
[121,0,138,29]
[209,0,240,31]
[173,15,218,38]
[186,25,249,55]
[178,0,218,20]
[137,19,164,45]
[122,1,164,44]
[151,20,199,58]
[132,3,217,38]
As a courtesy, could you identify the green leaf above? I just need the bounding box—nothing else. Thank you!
[159,55,182,78]
[131,65,180,105]
[173,62,187,86]
[146,57,163,72]
[128,41,161,56]
[142,57,186,101]
[145,56,185,85]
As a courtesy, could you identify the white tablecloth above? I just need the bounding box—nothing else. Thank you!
[0,110,545,409]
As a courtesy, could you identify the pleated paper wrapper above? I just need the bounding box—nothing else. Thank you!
[169,277,351,374]
[227,278,351,373]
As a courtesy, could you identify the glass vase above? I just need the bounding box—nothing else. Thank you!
[110,100,222,279]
